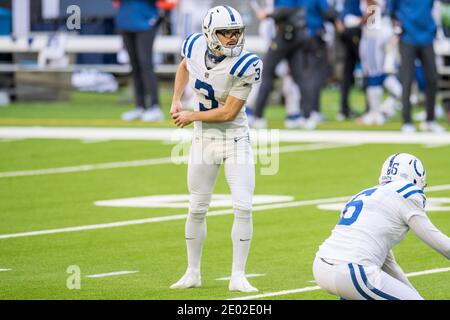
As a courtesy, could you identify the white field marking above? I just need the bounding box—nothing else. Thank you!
[228,267,450,300]
[0,196,352,240]
[424,144,449,149]
[426,185,450,192]
[0,138,23,142]
[0,268,11,272]
[0,143,357,178]
[81,139,111,144]
[0,156,187,178]
[0,184,447,240]
[0,127,449,144]
[95,194,294,209]
[215,274,266,281]
[86,271,139,278]
[404,267,450,277]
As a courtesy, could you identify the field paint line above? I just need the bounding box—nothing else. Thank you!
[228,267,450,300]
[0,138,23,142]
[215,274,266,281]
[0,156,188,178]
[0,127,449,144]
[404,267,450,278]
[423,143,449,149]
[229,286,321,300]
[81,139,111,144]
[86,271,139,278]
[0,268,11,272]
[0,196,352,240]
[0,184,447,240]
[258,142,361,154]
[426,185,450,192]
[0,143,357,178]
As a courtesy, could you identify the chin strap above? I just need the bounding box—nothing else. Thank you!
[207,49,226,63]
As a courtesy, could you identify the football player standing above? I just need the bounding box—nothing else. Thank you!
[170,5,263,293]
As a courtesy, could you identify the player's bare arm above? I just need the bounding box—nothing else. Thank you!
[170,58,189,117]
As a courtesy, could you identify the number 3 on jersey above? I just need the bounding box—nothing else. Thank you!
[195,79,219,111]
[338,188,378,226]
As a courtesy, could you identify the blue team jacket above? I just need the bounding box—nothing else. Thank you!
[115,0,159,32]
[389,0,436,45]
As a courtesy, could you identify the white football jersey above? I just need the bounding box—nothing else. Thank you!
[317,180,427,267]
[181,33,263,138]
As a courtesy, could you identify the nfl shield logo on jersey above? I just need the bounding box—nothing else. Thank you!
[204,72,209,79]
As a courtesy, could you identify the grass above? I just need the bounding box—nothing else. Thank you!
[0,88,448,300]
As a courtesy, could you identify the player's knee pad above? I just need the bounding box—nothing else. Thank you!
[188,193,211,222]
[233,206,252,222]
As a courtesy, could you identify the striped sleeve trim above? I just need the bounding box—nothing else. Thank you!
[396,183,424,199]
[230,53,259,77]
[182,33,202,58]
[237,56,260,78]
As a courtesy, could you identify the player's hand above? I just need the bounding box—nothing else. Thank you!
[335,21,345,34]
[256,9,268,21]
[173,111,193,128]
[170,100,183,118]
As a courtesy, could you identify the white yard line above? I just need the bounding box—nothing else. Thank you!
[215,274,266,281]
[423,144,449,149]
[426,185,450,192]
[0,143,358,178]
[0,183,448,240]
[228,267,450,300]
[0,127,449,144]
[0,156,187,178]
[0,196,351,240]
[0,268,11,272]
[404,267,450,278]
[86,271,139,278]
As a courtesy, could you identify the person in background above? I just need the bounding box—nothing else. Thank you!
[246,0,302,129]
[114,0,165,122]
[389,0,445,133]
[337,0,362,120]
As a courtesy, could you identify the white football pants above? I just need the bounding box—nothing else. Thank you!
[313,256,424,300]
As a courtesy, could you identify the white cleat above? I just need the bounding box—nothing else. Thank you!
[401,123,417,133]
[357,112,385,126]
[302,117,317,130]
[141,107,164,122]
[285,117,305,129]
[229,276,258,293]
[251,117,267,129]
[170,272,201,289]
[121,108,144,121]
[419,121,446,133]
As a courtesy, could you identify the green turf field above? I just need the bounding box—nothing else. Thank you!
[0,89,448,300]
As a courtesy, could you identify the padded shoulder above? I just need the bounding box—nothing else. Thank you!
[228,51,262,82]
[394,182,426,210]
[181,33,204,59]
